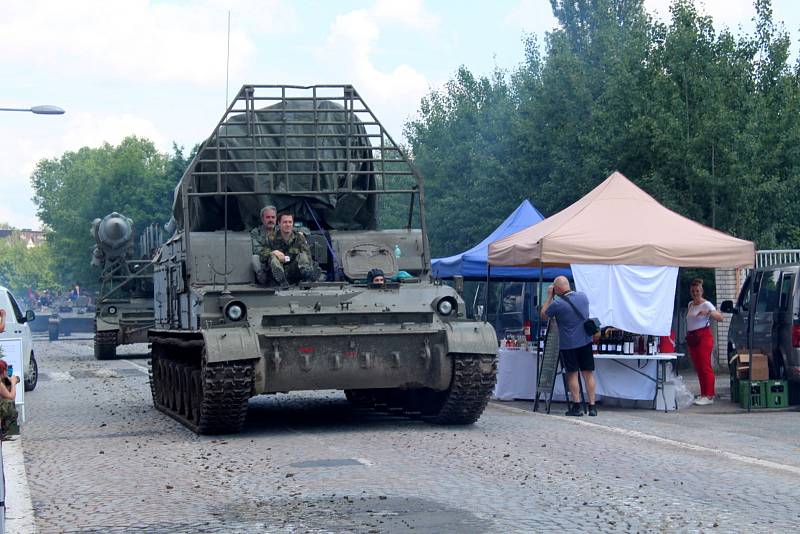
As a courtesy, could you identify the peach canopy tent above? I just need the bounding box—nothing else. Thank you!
[487,172,755,269]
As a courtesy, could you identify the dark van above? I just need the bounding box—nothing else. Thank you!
[721,264,800,382]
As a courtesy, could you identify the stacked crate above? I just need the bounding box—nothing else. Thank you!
[736,379,788,408]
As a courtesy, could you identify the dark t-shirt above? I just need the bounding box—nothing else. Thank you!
[545,291,593,350]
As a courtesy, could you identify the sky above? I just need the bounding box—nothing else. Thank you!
[2,0,800,230]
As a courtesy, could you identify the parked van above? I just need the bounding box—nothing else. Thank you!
[721,265,800,383]
[0,286,39,390]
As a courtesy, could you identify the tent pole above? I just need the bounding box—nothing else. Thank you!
[484,264,491,323]
[536,263,544,349]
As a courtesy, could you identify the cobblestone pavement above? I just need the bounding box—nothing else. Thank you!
[19,339,800,533]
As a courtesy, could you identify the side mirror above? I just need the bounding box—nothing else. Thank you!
[476,305,485,319]
[720,300,736,314]
[24,309,36,323]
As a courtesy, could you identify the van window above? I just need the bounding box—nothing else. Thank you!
[7,291,24,322]
[756,270,781,313]
[779,273,794,311]
[737,276,752,310]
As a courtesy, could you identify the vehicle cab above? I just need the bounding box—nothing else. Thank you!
[0,286,39,391]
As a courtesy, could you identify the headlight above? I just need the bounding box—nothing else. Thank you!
[435,297,457,317]
[224,302,246,321]
[107,306,117,315]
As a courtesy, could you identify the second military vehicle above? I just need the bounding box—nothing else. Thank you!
[148,84,498,434]
[91,212,160,359]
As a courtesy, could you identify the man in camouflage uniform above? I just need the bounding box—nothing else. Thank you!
[257,211,316,288]
[251,205,277,285]
[0,359,19,438]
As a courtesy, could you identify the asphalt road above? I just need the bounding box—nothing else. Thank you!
[14,338,800,533]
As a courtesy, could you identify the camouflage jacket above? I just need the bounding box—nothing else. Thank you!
[250,226,276,261]
[270,230,311,261]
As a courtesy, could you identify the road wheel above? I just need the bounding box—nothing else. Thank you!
[94,331,117,360]
[24,352,38,392]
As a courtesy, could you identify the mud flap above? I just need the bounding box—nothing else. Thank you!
[203,328,261,363]
[443,321,498,356]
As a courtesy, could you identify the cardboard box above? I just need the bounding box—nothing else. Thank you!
[734,352,769,380]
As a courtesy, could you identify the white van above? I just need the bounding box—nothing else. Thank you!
[0,286,39,391]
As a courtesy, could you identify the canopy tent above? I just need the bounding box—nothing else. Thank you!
[488,171,755,269]
[432,199,571,280]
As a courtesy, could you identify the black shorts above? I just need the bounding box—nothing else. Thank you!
[560,343,595,373]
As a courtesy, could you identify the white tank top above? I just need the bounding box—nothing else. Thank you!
[686,300,714,332]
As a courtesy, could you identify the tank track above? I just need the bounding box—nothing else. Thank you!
[149,343,255,434]
[94,330,117,360]
[345,353,497,425]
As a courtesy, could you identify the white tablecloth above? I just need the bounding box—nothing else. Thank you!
[493,349,678,403]
[493,348,538,400]
[553,355,677,401]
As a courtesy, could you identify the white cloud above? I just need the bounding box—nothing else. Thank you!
[313,3,435,138]
[372,0,439,30]
[645,0,756,32]
[504,0,559,35]
[61,112,167,152]
[0,0,281,85]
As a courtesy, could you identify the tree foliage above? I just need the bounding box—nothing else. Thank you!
[408,0,800,258]
[0,239,58,295]
[31,137,188,288]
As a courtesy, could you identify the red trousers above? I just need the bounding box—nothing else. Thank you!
[688,327,715,397]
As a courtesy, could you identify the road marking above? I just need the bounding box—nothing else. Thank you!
[121,359,149,374]
[490,402,800,476]
[3,439,37,533]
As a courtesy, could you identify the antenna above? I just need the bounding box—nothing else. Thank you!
[225,10,231,110]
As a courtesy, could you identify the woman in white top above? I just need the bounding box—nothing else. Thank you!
[686,278,723,405]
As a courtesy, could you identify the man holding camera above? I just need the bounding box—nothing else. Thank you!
[0,359,20,439]
[540,275,597,416]
[257,212,316,288]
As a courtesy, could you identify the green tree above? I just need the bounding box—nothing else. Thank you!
[31,137,186,288]
[407,0,800,257]
[406,66,522,257]
[0,239,58,295]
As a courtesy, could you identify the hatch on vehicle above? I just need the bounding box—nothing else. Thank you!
[341,243,397,280]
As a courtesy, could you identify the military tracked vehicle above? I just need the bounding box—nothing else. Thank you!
[91,212,160,359]
[47,295,94,341]
[149,84,498,434]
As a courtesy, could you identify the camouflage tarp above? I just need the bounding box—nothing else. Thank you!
[174,98,377,232]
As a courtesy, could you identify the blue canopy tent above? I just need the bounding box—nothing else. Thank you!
[432,200,571,339]
[432,199,571,281]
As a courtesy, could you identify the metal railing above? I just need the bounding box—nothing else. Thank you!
[755,249,800,268]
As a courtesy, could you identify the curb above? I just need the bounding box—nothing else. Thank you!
[2,438,36,533]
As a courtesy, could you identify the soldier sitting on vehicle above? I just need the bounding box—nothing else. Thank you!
[254,212,318,288]
[250,205,278,285]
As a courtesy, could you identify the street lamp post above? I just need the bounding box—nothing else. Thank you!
[0,105,65,115]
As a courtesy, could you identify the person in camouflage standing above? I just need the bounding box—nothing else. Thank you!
[260,212,316,288]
